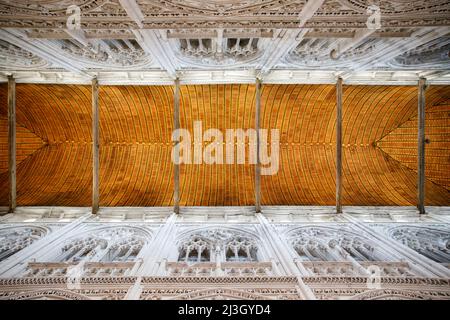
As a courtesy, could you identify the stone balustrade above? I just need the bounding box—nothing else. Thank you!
[166,261,273,277]
[300,261,416,277]
[24,261,137,278]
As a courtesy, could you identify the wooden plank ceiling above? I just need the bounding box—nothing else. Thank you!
[0,83,448,207]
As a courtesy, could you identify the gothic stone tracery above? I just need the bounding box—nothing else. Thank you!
[0,211,449,300]
[0,0,449,75]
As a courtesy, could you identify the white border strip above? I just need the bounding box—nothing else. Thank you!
[1,70,449,85]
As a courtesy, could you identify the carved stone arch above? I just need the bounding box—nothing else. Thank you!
[285,225,392,262]
[0,225,48,263]
[0,225,49,237]
[57,40,152,69]
[168,288,274,300]
[0,40,50,69]
[148,0,300,16]
[176,226,260,243]
[286,37,385,69]
[336,0,450,15]
[285,224,375,246]
[386,41,450,70]
[349,289,443,300]
[0,1,110,15]
[52,225,152,263]
[1,289,91,300]
[176,234,215,263]
[64,225,153,243]
[388,225,450,264]
[173,35,264,69]
[176,227,261,263]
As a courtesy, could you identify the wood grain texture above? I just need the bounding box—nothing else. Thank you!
[8,84,92,206]
[342,85,449,206]
[0,83,448,207]
[378,87,450,192]
[98,85,174,206]
[178,84,256,206]
[260,84,337,205]
[260,84,450,205]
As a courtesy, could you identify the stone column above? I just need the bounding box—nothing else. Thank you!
[256,213,316,300]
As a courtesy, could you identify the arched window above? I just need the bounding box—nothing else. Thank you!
[334,236,377,261]
[102,238,145,262]
[177,229,260,264]
[225,237,258,262]
[292,238,327,261]
[0,226,46,262]
[288,227,385,262]
[60,237,107,263]
[55,227,148,263]
[178,236,212,263]
[390,226,450,263]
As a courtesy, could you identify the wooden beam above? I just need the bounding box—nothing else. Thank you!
[336,77,343,214]
[8,75,16,213]
[173,78,180,214]
[255,78,262,213]
[92,77,99,214]
[417,77,426,214]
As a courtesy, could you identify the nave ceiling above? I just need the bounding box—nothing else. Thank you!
[0,83,449,207]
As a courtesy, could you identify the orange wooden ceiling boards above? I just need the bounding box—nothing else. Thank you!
[260,84,337,205]
[179,84,256,206]
[11,84,92,206]
[0,83,448,207]
[98,85,174,207]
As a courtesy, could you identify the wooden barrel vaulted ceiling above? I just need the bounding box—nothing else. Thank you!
[0,83,449,207]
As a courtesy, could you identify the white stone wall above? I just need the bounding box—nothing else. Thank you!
[0,206,448,300]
